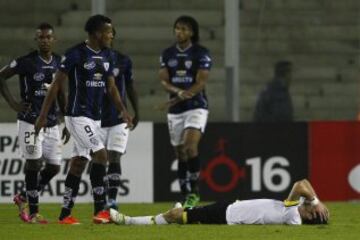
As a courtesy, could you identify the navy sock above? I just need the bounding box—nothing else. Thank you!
[187,156,201,195]
[107,162,121,203]
[59,174,81,220]
[178,160,189,196]
[90,162,107,215]
[25,170,39,215]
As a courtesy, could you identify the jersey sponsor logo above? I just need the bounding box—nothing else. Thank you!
[84,61,96,70]
[86,80,105,87]
[42,66,55,69]
[103,62,110,71]
[113,68,120,77]
[185,60,192,69]
[93,73,103,81]
[201,55,212,62]
[176,70,186,76]
[172,76,193,83]
[168,59,178,67]
[33,72,45,82]
[9,60,17,68]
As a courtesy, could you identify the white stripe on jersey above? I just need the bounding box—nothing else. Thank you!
[72,68,79,114]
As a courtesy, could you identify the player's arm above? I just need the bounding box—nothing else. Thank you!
[125,79,139,129]
[55,75,70,144]
[0,66,28,112]
[107,76,133,128]
[186,69,209,96]
[286,179,329,221]
[159,68,185,97]
[35,70,67,134]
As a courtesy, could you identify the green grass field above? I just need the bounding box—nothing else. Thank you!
[0,202,359,240]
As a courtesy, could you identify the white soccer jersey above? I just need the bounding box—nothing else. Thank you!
[226,199,301,225]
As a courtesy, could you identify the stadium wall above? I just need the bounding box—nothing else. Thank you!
[0,122,359,203]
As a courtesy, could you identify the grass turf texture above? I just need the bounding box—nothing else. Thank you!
[0,202,359,240]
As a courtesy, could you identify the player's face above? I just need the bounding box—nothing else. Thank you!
[35,29,55,53]
[97,23,114,48]
[174,22,193,44]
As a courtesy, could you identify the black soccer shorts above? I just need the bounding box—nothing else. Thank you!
[185,200,233,224]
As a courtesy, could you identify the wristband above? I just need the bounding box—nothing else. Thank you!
[310,197,320,206]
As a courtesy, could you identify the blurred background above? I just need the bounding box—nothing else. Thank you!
[1,0,359,123]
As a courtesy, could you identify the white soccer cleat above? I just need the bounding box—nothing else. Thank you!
[110,208,126,225]
[174,202,183,209]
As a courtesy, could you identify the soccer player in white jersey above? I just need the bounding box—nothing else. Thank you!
[110,179,330,225]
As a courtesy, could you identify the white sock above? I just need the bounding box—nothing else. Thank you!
[154,214,168,225]
[125,216,155,225]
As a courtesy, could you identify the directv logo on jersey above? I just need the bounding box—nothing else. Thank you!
[84,61,96,70]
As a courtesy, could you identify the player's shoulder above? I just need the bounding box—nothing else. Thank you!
[52,52,62,62]
[65,42,86,55]
[111,49,132,65]
[18,50,38,61]
[193,44,210,55]
[162,45,176,55]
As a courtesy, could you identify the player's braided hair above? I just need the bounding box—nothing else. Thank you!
[173,15,200,43]
[84,14,112,35]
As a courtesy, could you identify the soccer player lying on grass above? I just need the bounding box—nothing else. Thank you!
[110,179,329,225]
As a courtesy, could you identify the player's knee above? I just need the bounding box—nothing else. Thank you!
[25,159,42,172]
[44,163,60,175]
[69,157,88,176]
[91,148,107,165]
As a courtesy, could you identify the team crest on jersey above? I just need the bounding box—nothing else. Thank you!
[185,60,192,69]
[113,68,120,77]
[61,55,66,63]
[33,72,45,81]
[26,145,35,154]
[84,61,96,70]
[90,137,99,146]
[168,59,178,67]
[103,62,110,71]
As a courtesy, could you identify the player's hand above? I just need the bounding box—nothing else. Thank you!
[121,111,134,129]
[34,115,47,136]
[177,90,194,100]
[311,202,329,222]
[131,114,139,130]
[61,127,71,144]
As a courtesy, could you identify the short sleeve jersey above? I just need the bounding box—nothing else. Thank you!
[9,51,61,127]
[60,42,113,120]
[160,44,212,114]
[226,199,302,225]
[101,50,133,127]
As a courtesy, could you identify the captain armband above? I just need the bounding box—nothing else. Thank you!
[284,199,300,207]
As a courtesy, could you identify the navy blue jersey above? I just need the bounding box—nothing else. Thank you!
[9,51,61,127]
[160,43,212,114]
[60,42,114,120]
[101,50,133,127]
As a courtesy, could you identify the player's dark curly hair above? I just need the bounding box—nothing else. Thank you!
[302,213,328,225]
[84,14,112,35]
[36,22,54,32]
[173,15,199,43]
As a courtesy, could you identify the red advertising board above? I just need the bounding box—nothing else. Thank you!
[310,122,360,201]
